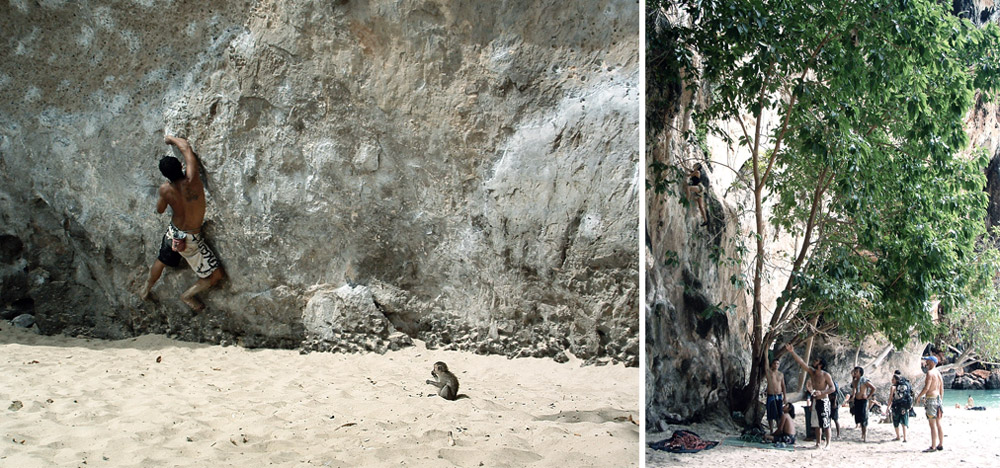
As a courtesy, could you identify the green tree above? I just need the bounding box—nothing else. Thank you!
[650,0,1000,418]
[939,235,1000,366]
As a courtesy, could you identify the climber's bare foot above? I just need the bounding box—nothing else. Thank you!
[181,295,204,312]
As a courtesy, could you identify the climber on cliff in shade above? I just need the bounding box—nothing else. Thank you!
[684,162,709,227]
[784,343,835,449]
[140,135,224,311]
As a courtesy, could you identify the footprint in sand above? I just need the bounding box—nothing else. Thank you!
[439,446,544,466]
[534,407,631,424]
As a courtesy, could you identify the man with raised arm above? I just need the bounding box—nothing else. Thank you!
[916,355,945,452]
[784,343,835,448]
[140,135,224,310]
[764,358,787,434]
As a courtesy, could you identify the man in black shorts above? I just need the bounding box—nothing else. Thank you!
[846,366,876,442]
[828,380,842,438]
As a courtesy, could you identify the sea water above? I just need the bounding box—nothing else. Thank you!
[941,389,1000,409]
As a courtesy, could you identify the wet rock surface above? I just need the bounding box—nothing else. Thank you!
[0,0,638,364]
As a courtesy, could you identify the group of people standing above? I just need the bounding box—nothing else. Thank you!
[761,345,947,453]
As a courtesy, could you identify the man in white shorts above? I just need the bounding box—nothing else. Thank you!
[140,136,224,311]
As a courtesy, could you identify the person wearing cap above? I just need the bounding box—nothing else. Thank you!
[916,355,945,452]
[140,135,225,310]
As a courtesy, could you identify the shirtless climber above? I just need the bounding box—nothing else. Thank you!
[140,135,224,310]
[682,162,709,227]
[764,358,787,434]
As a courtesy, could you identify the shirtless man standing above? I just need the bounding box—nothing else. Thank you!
[765,358,786,434]
[916,355,945,452]
[785,344,835,448]
[846,366,876,442]
[140,136,224,310]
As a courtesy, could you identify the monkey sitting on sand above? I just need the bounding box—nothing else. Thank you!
[426,361,459,401]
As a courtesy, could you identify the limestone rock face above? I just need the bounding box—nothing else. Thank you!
[951,0,1000,26]
[955,1,1000,230]
[645,10,752,423]
[0,0,639,363]
[644,146,752,423]
[303,284,396,339]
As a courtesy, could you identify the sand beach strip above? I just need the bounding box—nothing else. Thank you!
[0,326,638,467]
[647,401,1000,468]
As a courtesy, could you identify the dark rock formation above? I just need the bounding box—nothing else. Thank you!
[950,0,1000,26]
[988,372,1000,389]
[953,371,985,390]
[0,0,638,364]
[952,369,999,390]
[12,314,34,329]
[986,152,1000,229]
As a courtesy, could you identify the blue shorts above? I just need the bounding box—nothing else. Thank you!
[766,394,784,422]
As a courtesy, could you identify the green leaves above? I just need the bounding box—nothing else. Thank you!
[941,236,1000,362]
[651,0,1000,353]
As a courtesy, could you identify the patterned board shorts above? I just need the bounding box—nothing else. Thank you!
[166,224,220,279]
[810,398,831,429]
[924,395,943,420]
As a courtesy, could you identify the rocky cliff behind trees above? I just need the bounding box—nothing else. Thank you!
[0,0,639,365]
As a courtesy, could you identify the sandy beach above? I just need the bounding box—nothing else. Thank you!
[0,326,639,467]
[647,401,1000,468]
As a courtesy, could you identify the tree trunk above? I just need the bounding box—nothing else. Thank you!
[733,147,768,420]
[864,343,895,369]
[797,315,820,392]
[733,344,767,425]
[937,346,977,374]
